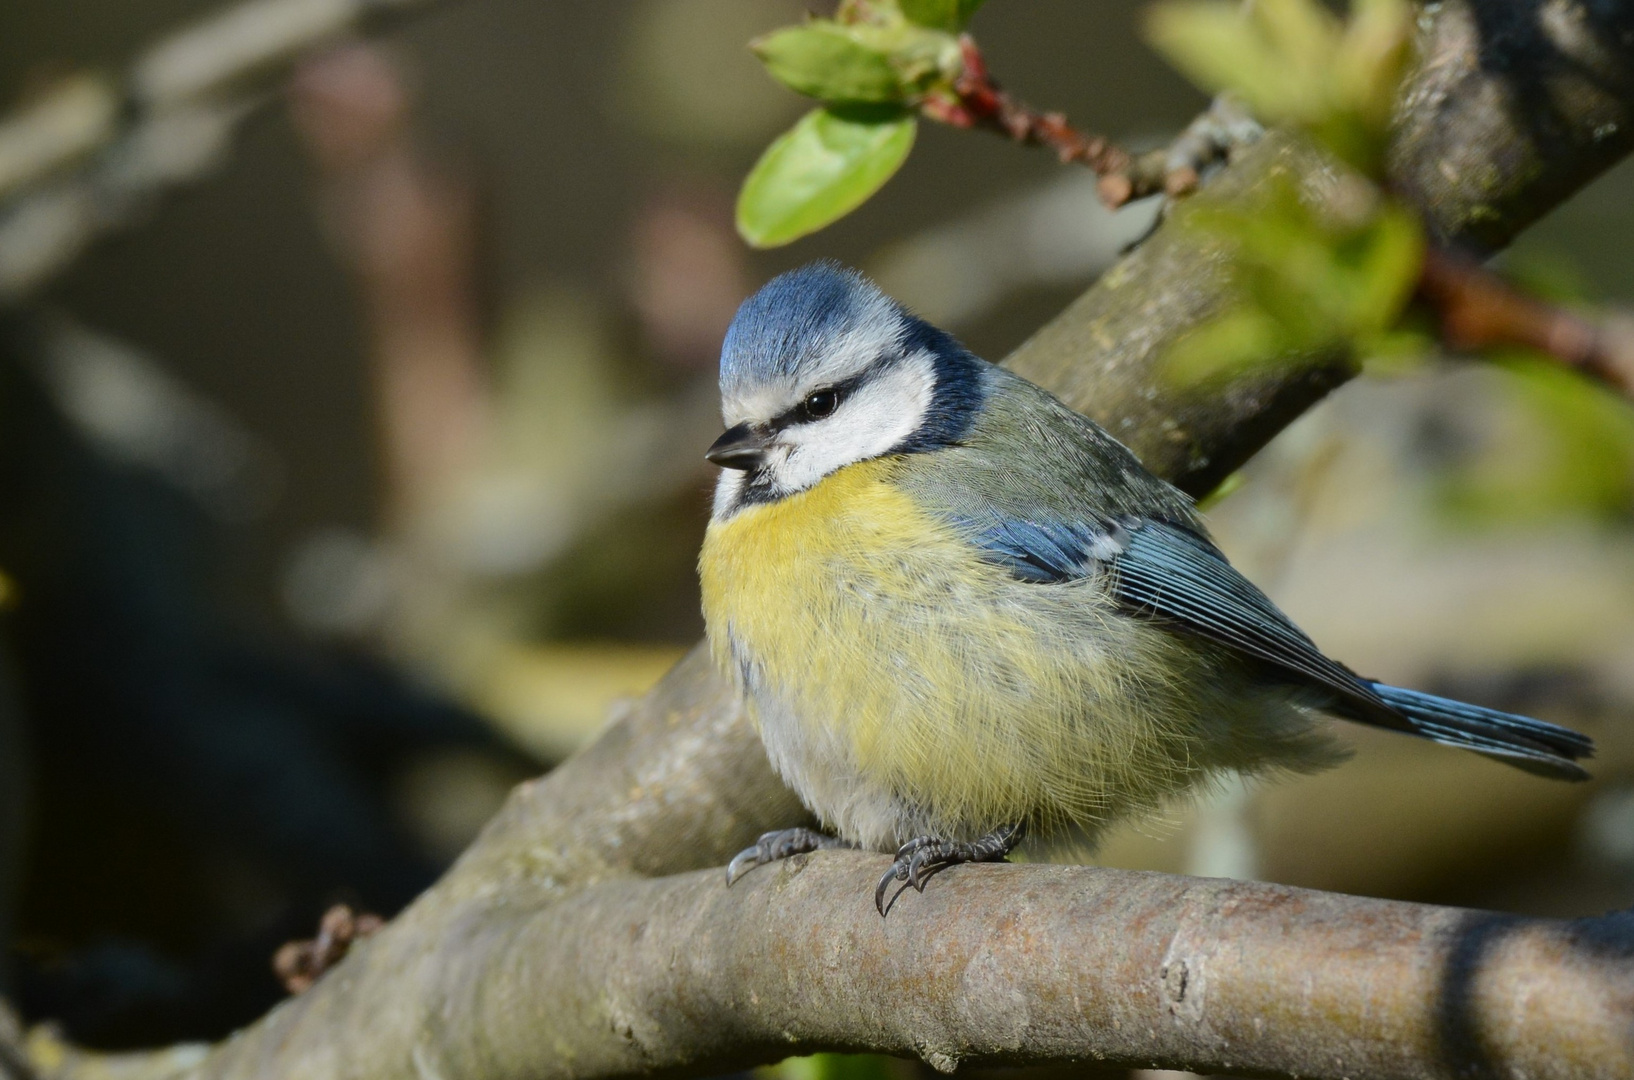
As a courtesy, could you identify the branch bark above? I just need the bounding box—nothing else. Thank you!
[12,2,1634,1078]
[243,861,1634,1080]
[33,823,1634,1078]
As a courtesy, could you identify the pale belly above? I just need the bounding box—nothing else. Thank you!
[700,458,1333,850]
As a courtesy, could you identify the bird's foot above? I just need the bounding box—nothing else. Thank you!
[875,822,1026,916]
[725,827,854,886]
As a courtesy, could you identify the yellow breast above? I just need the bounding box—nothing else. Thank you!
[699,457,1002,721]
[701,458,1135,836]
[699,454,997,714]
[699,460,1333,847]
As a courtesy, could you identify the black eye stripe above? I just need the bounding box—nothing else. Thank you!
[770,370,872,429]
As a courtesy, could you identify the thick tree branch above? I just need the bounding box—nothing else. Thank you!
[1390,0,1634,252]
[297,862,1634,1080]
[11,2,1634,1078]
[1004,131,1346,497]
[40,848,1634,1079]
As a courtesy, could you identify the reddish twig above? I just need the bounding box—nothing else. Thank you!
[272,904,385,995]
[1418,247,1634,399]
[922,36,1181,208]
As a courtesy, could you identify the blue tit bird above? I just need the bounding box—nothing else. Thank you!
[699,261,1594,915]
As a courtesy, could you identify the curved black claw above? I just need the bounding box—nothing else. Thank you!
[873,836,937,915]
[725,827,852,886]
[874,823,1026,917]
[874,863,905,916]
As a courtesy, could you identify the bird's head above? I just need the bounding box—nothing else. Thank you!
[707,262,985,516]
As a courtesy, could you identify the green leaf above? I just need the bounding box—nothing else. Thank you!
[1335,0,1414,130]
[768,1054,899,1080]
[1253,0,1341,77]
[1163,305,1288,385]
[899,0,988,31]
[1146,3,1300,118]
[752,24,906,103]
[1437,356,1634,524]
[1147,0,1415,174]
[1164,173,1426,387]
[1343,202,1424,333]
[1356,326,1434,375]
[737,107,917,248]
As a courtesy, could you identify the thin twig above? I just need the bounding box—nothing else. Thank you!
[273,904,386,995]
[926,18,1634,400]
[921,37,1258,208]
[1418,247,1634,399]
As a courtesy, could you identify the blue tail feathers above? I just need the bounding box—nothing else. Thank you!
[1363,681,1593,781]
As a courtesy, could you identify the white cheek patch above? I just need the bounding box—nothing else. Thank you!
[769,349,937,494]
[712,468,745,519]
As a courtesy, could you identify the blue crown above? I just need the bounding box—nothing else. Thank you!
[719,261,897,394]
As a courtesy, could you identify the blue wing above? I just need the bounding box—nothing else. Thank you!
[965,513,1592,778]
[1108,522,1399,715]
[967,513,1128,584]
[970,514,1396,713]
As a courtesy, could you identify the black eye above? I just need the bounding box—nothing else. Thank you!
[801,388,840,420]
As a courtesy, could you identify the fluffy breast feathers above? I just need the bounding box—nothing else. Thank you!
[698,456,1327,849]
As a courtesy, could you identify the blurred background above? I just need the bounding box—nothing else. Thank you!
[1,0,1633,1058]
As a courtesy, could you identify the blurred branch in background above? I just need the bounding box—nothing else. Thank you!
[289,43,489,528]
[869,172,1162,328]
[1418,248,1634,399]
[0,0,565,1045]
[288,43,715,759]
[0,0,454,302]
[0,302,537,1045]
[32,315,282,522]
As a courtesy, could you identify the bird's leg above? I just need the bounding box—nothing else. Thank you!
[725,827,854,886]
[875,822,1026,916]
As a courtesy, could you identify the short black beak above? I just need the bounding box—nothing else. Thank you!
[705,422,771,470]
